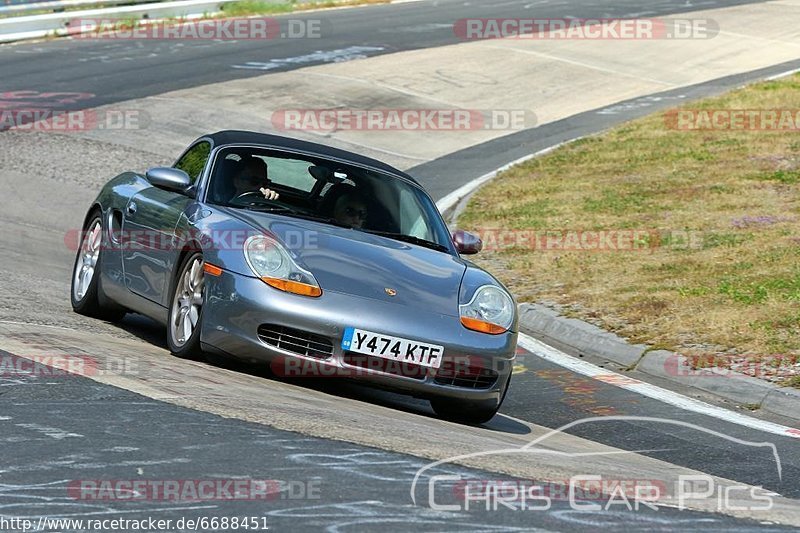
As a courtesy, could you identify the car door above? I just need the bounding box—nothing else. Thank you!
[122,141,211,305]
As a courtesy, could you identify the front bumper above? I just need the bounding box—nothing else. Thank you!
[200,270,517,401]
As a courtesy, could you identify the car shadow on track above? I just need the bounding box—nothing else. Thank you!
[114,313,531,434]
[115,312,167,347]
[208,352,532,434]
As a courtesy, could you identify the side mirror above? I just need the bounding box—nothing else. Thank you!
[146,167,193,195]
[452,229,482,255]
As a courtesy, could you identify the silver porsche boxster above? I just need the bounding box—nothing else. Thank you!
[71,131,517,423]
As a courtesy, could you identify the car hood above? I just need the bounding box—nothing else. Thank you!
[224,208,466,315]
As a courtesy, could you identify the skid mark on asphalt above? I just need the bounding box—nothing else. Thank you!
[518,333,800,439]
[505,336,800,497]
[534,369,618,416]
[14,424,83,440]
[232,46,386,71]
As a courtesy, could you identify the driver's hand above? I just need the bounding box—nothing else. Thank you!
[260,187,280,200]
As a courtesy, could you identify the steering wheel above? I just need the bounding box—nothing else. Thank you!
[230,190,295,212]
[232,190,270,203]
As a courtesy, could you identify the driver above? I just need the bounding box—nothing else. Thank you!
[231,156,280,201]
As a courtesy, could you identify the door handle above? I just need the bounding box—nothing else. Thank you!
[127,202,137,216]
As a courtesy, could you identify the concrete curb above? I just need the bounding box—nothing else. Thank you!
[518,303,646,367]
[438,65,800,427]
[518,303,800,423]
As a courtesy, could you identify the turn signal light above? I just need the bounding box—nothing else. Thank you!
[203,263,223,276]
[262,277,322,297]
[460,316,507,335]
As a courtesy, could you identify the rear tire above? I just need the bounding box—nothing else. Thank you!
[167,252,205,359]
[70,211,126,322]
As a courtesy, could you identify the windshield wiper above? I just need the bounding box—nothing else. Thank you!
[364,230,450,253]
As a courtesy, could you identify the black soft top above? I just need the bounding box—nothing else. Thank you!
[204,130,418,185]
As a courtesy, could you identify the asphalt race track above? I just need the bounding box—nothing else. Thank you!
[0,0,772,113]
[1,0,800,531]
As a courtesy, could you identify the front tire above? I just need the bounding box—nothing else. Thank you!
[70,212,125,321]
[167,252,205,359]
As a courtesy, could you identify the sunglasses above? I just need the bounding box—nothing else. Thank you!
[344,206,368,219]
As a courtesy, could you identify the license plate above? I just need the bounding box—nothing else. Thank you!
[341,327,444,369]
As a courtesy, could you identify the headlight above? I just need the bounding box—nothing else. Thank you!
[459,285,514,334]
[244,235,321,297]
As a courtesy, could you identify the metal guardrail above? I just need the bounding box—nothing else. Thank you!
[1,0,44,5]
[0,0,155,15]
[0,0,255,42]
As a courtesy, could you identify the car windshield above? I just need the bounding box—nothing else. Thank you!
[205,147,453,252]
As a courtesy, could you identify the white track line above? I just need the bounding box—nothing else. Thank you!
[519,333,800,439]
[434,65,800,440]
[436,140,576,215]
[766,67,800,81]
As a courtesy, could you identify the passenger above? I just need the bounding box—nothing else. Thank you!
[332,192,368,229]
